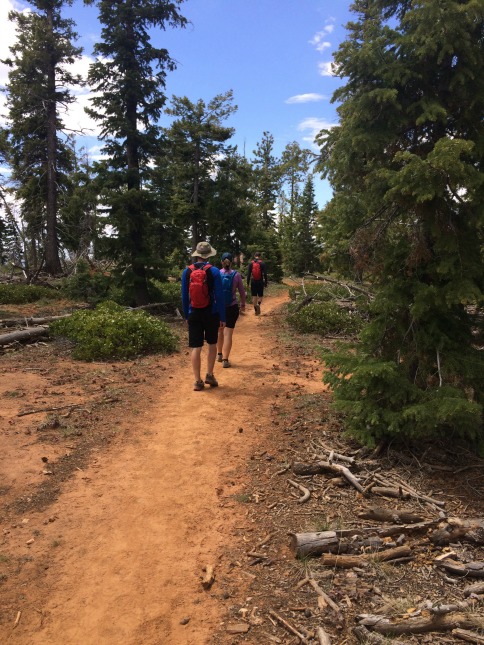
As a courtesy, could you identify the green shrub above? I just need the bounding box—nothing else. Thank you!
[61,262,126,305]
[0,284,62,305]
[50,301,178,360]
[148,280,182,312]
[288,301,363,336]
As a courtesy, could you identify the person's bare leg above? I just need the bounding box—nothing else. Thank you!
[217,327,224,359]
[206,343,217,376]
[222,327,234,359]
[191,347,202,382]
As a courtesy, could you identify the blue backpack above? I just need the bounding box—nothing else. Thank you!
[222,270,237,305]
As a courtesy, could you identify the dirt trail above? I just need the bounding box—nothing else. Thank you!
[1,291,325,645]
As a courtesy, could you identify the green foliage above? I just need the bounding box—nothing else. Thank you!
[0,284,61,305]
[50,301,178,361]
[61,262,124,304]
[288,302,363,337]
[315,0,484,447]
[322,346,483,447]
[148,280,183,312]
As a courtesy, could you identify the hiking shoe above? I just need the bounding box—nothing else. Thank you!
[216,353,223,362]
[193,380,205,391]
[204,373,219,387]
[255,304,261,315]
[222,359,231,368]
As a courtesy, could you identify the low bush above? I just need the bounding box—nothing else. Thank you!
[50,301,178,360]
[61,262,125,305]
[0,283,62,305]
[288,301,363,337]
[148,280,183,312]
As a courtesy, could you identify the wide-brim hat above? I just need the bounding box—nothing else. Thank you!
[191,241,217,259]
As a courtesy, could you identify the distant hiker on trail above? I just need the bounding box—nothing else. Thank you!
[181,241,226,391]
[217,252,246,368]
[246,251,268,315]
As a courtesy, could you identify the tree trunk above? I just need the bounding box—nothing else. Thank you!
[44,5,62,275]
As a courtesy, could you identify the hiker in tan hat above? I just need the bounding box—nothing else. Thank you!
[181,241,226,391]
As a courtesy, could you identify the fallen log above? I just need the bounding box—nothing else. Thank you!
[320,546,412,568]
[357,612,484,635]
[0,314,71,328]
[0,326,49,345]
[435,559,484,579]
[353,626,405,644]
[370,486,411,500]
[464,582,484,597]
[358,507,425,524]
[290,531,343,558]
[430,518,484,546]
[452,628,484,643]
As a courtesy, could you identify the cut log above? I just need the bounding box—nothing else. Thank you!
[358,507,425,524]
[321,546,412,568]
[293,462,331,476]
[430,518,484,546]
[0,326,49,345]
[435,559,484,579]
[452,628,484,643]
[464,582,484,597]
[290,531,343,558]
[357,612,484,635]
[371,486,411,500]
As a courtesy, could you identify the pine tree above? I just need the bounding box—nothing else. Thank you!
[84,0,187,305]
[317,0,484,446]
[252,132,282,230]
[293,176,320,275]
[163,90,237,246]
[279,141,314,273]
[4,0,83,275]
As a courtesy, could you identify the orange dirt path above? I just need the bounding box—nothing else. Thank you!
[1,291,326,644]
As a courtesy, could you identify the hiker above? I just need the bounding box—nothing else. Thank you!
[216,252,246,368]
[246,251,268,315]
[181,241,226,391]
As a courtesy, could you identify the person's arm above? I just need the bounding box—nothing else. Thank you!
[262,262,268,287]
[181,268,190,319]
[235,273,246,308]
[246,261,252,286]
[211,268,226,323]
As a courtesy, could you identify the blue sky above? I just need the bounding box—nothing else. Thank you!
[1,0,355,206]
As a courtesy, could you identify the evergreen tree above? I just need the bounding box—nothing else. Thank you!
[279,141,314,273]
[84,0,187,305]
[317,0,484,446]
[163,91,236,246]
[293,175,320,274]
[3,0,83,275]
[204,149,254,260]
[252,132,281,230]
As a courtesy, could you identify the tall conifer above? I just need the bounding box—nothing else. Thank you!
[84,0,187,305]
[318,0,484,445]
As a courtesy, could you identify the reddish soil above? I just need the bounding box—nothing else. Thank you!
[1,288,483,645]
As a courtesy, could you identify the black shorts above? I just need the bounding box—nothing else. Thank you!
[188,307,220,347]
[225,304,240,329]
[250,280,264,297]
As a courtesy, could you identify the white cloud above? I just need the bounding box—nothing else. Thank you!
[285,93,327,104]
[298,117,337,148]
[309,21,335,52]
[318,62,334,77]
